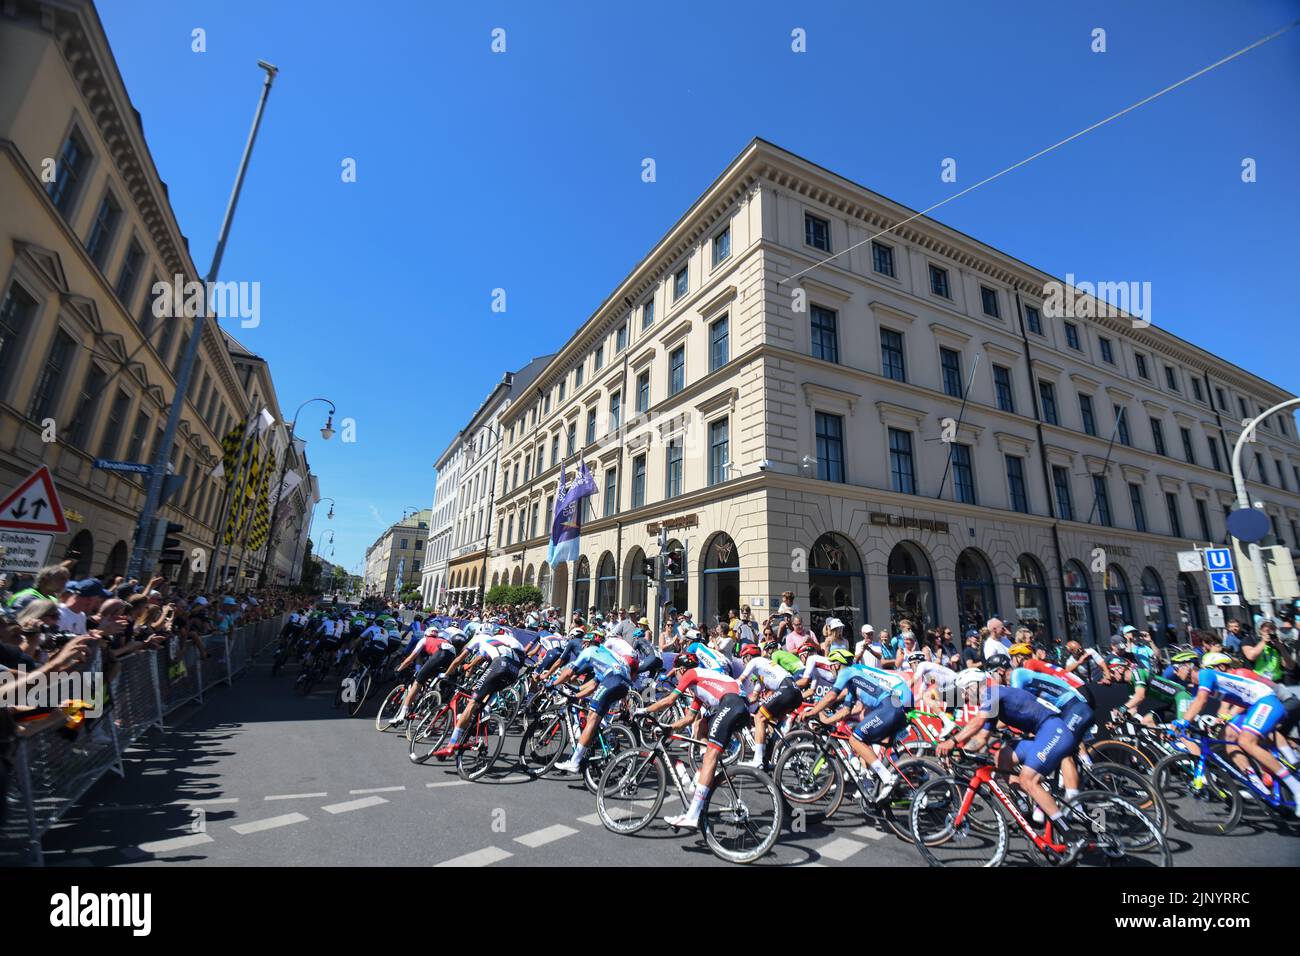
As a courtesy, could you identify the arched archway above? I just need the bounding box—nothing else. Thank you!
[1176,572,1203,639]
[537,563,551,603]
[887,542,935,634]
[1012,554,1051,640]
[65,530,94,578]
[1140,567,1170,644]
[491,571,500,589]
[809,532,864,633]
[701,533,740,629]
[511,565,522,587]
[596,551,617,613]
[525,564,535,587]
[551,560,568,620]
[623,547,647,614]
[101,540,127,583]
[573,556,591,618]
[1104,565,1133,636]
[1063,559,1096,646]
[955,547,998,633]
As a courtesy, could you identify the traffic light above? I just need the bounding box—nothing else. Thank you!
[641,556,657,578]
[158,521,184,565]
[664,550,683,578]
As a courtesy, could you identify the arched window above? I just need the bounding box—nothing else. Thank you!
[1140,567,1170,643]
[1176,572,1204,639]
[537,563,551,603]
[525,564,535,587]
[1104,565,1133,636]
[574,556,591,618]
[887,542,935,634]
[66,530,94,578]
[491,571,500,589]
[1012,554,1050,641]
[1063,559,1096,646]
[511,565,522,587]
[955,548,998,633]
[596,552,617,613]
[624,547,647,615]
[701,533,740,629]
[809,533,865,634]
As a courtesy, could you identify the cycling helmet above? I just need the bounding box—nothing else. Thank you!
[1170,650,1198,664]
[739,645,761,659]
[569,626,585,638]
[985,654,1012,670]
[762,640,780,654]
[905,651,927,664]
[797,640,820,655]
[676,652,699,670]
[1008,643,1032,656]
[1201,652,1231,669]
[827,648,853,666]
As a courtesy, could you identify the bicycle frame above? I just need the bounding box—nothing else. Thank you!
[955,764,1068,858]
[1176,732,1296,811]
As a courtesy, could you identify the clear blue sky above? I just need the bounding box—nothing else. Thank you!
[95,0,1300,574]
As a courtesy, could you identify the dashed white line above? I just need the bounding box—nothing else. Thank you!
[513,824,578,848]
[576,812,604,827]
[174,797,240,806]
[138,833,215,854]
[426,780,471,789]
[265,792,328,801]
[816,837,867,862]
[231,812,309,835]
[851,825,885,841]
[434,846,512,867]
[349,786,406,795]
[322,796,389,814]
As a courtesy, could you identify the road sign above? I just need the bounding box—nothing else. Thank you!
[0,530,54,574]
[1177,550,1204,572]
[93,459,151,474]
[1208,570,1239,594]
[1226,507,1270,544]
[1204,548,1234,572]
[1205,605,1226,628]
[0,465,68,533]
[1213,593,1241,607]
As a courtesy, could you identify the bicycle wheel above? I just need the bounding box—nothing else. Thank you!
[1082,761,1166,835]
[1065,791,1171,867]
[376,684,407,732]
[773,740,844,821]
[408,706,451,764]
[702,766,782,864]
[519,712,569,776]
[457,714,507,781]
[881,757,950,841]
[347,669,373,717]
[584,723,638,793]
[405,688,441,742]
[1087,739,1156,775]
[596,748,667,834]
[1153,751,1242,835]
[909,776,1008,867]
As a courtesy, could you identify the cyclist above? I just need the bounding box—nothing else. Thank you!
[736,644,802,769]
[1178,652,1300,814]
[1126,650,1197,725]
[1008,644,1091,811]
[768,640,803,677]
[910,658,959,714]
[793,639,836,698]
[684,635,729,673]
[551,634,634,775]
[799,650,912,800]
[431,627,527,759]
[388,623,459,726]
[634,652,750,830]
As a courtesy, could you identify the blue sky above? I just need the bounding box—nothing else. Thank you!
[95,0,1300,574]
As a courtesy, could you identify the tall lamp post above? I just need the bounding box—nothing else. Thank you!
[258,398,336,587]
[475,422,505,609]
[291,496,333,586]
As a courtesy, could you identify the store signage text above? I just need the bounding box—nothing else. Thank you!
[647,514,699,535]
[868,512,950,534]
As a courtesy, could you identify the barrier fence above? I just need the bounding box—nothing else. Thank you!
[0,613,285,866]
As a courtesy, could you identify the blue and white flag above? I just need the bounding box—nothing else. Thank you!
[395,557,405,594]
[547,462,596,567]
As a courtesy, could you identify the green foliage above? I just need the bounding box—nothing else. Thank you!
[484,583,544,607]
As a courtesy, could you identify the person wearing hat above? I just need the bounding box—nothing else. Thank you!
[854,624,881,668]
[821,617,849,656]
[58,579,110,635]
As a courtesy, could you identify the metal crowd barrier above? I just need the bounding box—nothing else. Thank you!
[0,613,285,866]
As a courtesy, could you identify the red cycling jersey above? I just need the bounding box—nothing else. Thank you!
[422,635,453,655]
[675,668,742,712]
[1022,657,1083,688]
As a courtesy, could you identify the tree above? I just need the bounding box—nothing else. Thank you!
[484,583,543,607]
[300,538,322,593]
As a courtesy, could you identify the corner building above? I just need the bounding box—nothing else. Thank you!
[488,139,1300,646]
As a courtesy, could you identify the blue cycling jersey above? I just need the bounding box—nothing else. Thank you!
[572,645,631,682]
[1195,668,1274,708]
[558,637,585,666]
[832,664,913,709]
[978,685,1059,734]
[1010,667,1086,711]
[686,642,728,672]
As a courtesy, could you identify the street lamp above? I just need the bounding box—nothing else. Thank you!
[258,397,337,587]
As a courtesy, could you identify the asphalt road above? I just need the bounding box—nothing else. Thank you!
[38,652,1300,868]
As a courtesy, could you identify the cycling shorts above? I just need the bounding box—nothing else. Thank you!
[1136,696,1176,723]
[357,642,387,668]
[758,681,802,722]
[472,656,520,703]
[705,693,752,752]
[539,647,564,672]
[1229,694,1283,738]
[1014,716,1073,775]
[851,700,907,744]
[636,654,664,677]
[1058,698,1095,741]
[416,648,455,685]
[588,674,630,721]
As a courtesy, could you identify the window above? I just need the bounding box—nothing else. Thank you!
[1092,475,1112,526]
[559,378,566,402]
[615,323,627,353]
[1207,435,1222,472]
[85,191,122,270]
[871,241,895,277]
[115,240,145,305]
[635,369,650,414]
[668,345,685,395]
[641,298,654,330]
[1165,492,1184,537]
[603,466,618,517]
[48,127,92,216]
[1180,427,1196,464]
[810,305,839,363]
[1191,378,1204,402]
[1196,499,1212,541]
[952,444,976,504]
[593,343,603,371]
[1254,453,1268,485]
[608,391,621,433]
[928,264,950,298]
[804,213,831,252]
[29,328,76,422]
[665,438,683,497]
[712,226,730,266]
[1038,380,1058,425]
[1052,466,1074,521]
[1214,386,1226,410]
[566,421,576,455]
[1079,394,1097,436]
[1135,354,1150,379]
[507,515,515,545]
[940,348,963,398]
[68,364,108,450]
[400,538,409,550]
[524,455,532,482]
[126,409,149,463]
[993,365,1015,413]
[1114,405,1131,445]
[709,418,729,485]
[1165,366,1179,391]
[1277,460,1287,491]
[1006,455,1029,513]
[816,413,845,483]
[1098,337,1114,364]
[550,433,559,467]
[980,286,1000,318]
[1064,322,1080,350]
[575,363,584,388]
[888,428,915,494]
[1024,305,1042,335]
[709,315,729,372]
[673,265,688,301]
[1128,484,1147,532]
[1150,418,1166,456]
[585,407,596,445]
[1238,396,1248,418]
[543,392,551,415]
[880,328,906,382]
[631,454,646,508]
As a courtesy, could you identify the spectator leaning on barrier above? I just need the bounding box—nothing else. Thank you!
[7,564,71,610]
[59,579,110,635]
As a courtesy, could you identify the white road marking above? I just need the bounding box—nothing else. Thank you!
[322,796,389,814]
[138,833,215,854]
[514,824,578,848]
[231,812,309,835]
[349,786,405,794]
[577,812,604,826]
[434,846,512,867]
[426,780,471,789]
[816,837,867,862]
[174,797,240,806]
[265,792,328,801]
[851,825,885,841]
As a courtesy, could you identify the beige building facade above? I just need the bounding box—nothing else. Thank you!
[487,139,1300,645]
[364,509,430,598]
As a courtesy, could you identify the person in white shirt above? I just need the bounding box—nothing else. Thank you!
[855,624,881,668]
[982,617,1010,661]
[58,580,108,635]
